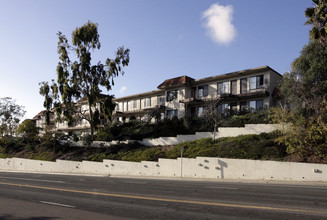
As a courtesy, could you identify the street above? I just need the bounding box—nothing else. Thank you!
[0,171,326,219]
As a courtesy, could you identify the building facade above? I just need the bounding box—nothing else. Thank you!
[113,66,282,123]
[33,96,107,134]
[33,66,282,133]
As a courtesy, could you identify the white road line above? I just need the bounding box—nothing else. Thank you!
[0,176,65,183]
[206,186,239,190]
[40,201,75,208]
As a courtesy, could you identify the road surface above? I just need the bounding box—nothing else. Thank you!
[0,171,326,219]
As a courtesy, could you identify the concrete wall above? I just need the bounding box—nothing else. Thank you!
[140,124,283,146]
[58,124,283,147]
[1,157,326,182]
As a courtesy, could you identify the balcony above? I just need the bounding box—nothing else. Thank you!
[180,87,269,104]
[238,87,269,98]
[114,105,165,116]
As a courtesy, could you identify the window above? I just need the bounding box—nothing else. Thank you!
[230,102,238,111]
[123,102,128,111]
[256,100,263,109]
[249,75,264,90]
[249,101,256,110]
[231,80,237,95]
[144,97,151,107]
[191,87,196,99]
[117,103,123,111]
[217,82,229,94]
[240,101,248,111]
[157,95,165,106]
[249,100,263,111]
[128,100,137,109]
[166,90,178,102]
[240,78,247,94]
[198,85,208,98]
[197,106,205,117]
[218,103,229,113]
[166,109,178,119]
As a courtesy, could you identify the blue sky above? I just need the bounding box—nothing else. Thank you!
[0,0,313,119]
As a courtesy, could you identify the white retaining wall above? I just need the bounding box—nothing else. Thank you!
[1,157,326,182]
[61,124,283,147]
[140,124,283,146]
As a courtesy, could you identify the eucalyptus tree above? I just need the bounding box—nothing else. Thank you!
[270,41,327,160]
[0,97,25,137]
[40,21,130,136]
[305,0,327,45]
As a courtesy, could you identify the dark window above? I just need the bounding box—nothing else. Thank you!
[249,100,264,111]
[157,96,165,105]
[191,87,196,99]
[166,109,178,119]
[240,78,247,94]
[217,103,229,113]
[256,100,263,109]
[249,75,264,90]
[166,90,178,102]
[217,82,229,94]
[198,85,208,98]
[240,101,248,111]
[231,102,238,111]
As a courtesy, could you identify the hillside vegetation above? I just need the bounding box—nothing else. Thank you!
[0,132,295,163]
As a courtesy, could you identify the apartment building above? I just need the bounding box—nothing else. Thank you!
[113,66,282,123]
[33,66,281,133]
[33,96,107,134]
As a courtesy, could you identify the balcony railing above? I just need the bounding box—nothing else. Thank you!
[180,88,269,103]
[115,105,165,115]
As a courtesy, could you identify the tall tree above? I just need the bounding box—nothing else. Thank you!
[40,21,130,136]
[271,40,327,161]
[0,97,25,136]
[305,0,327,45]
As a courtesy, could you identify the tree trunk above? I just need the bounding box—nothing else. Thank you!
[213,122,218,143]
[89,104,94,137]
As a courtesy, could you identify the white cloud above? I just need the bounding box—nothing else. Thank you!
[202,3,236,45]
[119,86,127,94]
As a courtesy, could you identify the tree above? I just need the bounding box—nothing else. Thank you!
[270,0,327,161]
[0,97,25,137]
[203,97,224,142]
[40,21,130,136]
[280,41,327,114]
[17,119,39,142]
[270,40,327,161]
[305,0,327,45]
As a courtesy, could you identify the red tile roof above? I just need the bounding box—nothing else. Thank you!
[32,110,46,120]
[157,75,194,89]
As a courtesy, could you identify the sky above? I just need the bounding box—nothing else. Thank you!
[0,0,313,119]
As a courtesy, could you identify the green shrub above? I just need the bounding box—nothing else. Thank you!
[166,132,286,161]
[24,145,34,151]
[82,134,93,146]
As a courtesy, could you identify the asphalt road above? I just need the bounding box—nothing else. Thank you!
[0,172,326,219]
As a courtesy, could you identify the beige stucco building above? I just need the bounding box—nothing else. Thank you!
[113,66,282,123]
[33,66,282,133]
[33,97,106,134]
